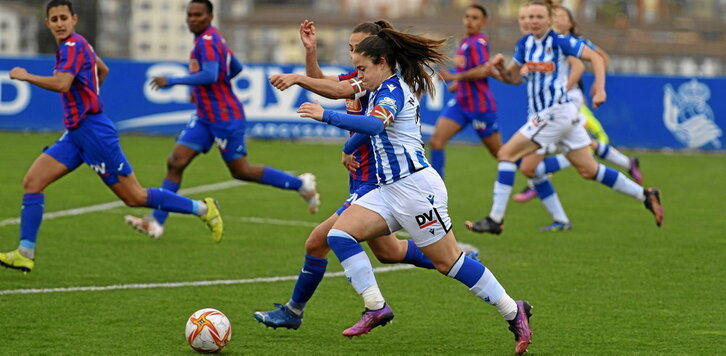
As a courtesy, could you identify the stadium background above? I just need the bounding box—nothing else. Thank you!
[0,0,723,150]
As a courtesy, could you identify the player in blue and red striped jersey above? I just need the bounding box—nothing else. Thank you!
[253,20,451,331]
[0,0,223,273]
[430,5,501,180]
[124,0,319,240]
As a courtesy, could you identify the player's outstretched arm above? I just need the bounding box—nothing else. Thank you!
[269,74,355,99]
[96,55,110,86]
[151,61,220,90]
[9,67,74,92]
[299,19,338,81]
[491,54,523,85]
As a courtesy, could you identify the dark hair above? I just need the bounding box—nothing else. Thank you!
[352,19,395,35]
[558,6,580,36]
[190,0,213,14]
[46,0,74,16]
[354,29,447,97]
[469,4,487,17]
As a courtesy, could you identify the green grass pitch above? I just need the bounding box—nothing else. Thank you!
[0,132,723,354]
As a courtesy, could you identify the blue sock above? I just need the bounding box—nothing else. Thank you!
[446,253,505,305]
[289,254,328,312]
[532,176,569,223]
[152,179,180,225]
[146,188,197,215]
[259,167,302,190]
[403,239,435,269]
[327,229,377,295]
[19,193,45,252]
[431,149,445,179]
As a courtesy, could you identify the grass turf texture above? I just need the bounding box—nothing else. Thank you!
[0,132,723,354]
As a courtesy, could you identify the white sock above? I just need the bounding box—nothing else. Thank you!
[495,294,519,321]
[361,285,385,310]
[614,174,646,201]
[597,142,630,170]
[19,247,34,259]
[197,201,208,217]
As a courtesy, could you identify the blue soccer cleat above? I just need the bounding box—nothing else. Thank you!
[537,221,572,232]
[253,303,303,330]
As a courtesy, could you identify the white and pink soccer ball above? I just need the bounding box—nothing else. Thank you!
[185,308,232,353]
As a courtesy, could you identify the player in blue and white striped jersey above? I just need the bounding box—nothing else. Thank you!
[465,0,663,235]
[297,27,533,355]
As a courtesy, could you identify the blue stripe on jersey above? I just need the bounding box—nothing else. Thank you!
[378,129,401,181]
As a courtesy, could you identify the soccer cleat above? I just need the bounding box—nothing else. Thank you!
[508,300,533,355]
[342,304,394,338]
[253,303,303,330]
[124,215,164,239]
[537,221,572,232]
[629,157,643,185]
[200,197,224,242]
[0,249,34,273]
[643,188,664,227]
[298,173,320,214]
[464,216,503,235]
[513,187,537,203]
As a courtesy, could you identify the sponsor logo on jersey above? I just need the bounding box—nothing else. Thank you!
[214,137,228,151]
[415,208,440,229]
[90,162,106,175]
[525,61,555,73]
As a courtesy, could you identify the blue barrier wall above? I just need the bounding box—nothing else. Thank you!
[1,57,723,150]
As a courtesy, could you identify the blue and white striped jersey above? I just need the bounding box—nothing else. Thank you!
[366,75,429,185]
[513,29,584,114]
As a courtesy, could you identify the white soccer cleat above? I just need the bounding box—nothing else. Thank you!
[297,173,320,214]
[124,215,164,239]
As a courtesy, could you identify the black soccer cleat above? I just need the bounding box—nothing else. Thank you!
[464,216,503,235]
[643,188,664,227]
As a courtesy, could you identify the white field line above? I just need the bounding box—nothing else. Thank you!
[0,179,479,296]
[0,180,246,227]
[0,265,414,296]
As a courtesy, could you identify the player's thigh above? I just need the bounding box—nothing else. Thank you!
[23,153,72,192]
[480,131,503,157]
[332,204,391,242]
[430,116,463,148]
[565,146,599,179]
[366,233,406,263]
[108,172,148,206]
[520,152,546,178]
[498,132,540,162]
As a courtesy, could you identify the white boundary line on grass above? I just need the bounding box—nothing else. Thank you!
[0,265,415,296]
[0,179,479,296]
[0,180,246,227]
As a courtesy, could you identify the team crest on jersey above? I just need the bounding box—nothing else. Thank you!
[65,41,76,47]
[203,34,213,40]
[380,97,397,108]
[546,46,552,55]
[663,78,722,149]
[345,98,363,113]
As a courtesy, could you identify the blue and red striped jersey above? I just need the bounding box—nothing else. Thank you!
[338,70,376,183]
[190,26,244,123]
[54,33,103,129]
[454,33,496,113]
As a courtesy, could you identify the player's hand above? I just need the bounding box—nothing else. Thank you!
[269,74,299,91]
[9,67,28,81]
[490,53,505,67]
[519,64,530,77]
[591,87,606,108]
[150,77,168,90]
[188,59,200,73]
[438,67,455,82]
[447,81,459,93]
[299,20,317,50]
[297,101,324,121]
[342,153,360,173]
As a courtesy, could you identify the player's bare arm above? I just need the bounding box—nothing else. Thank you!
[566,57,585,91]
[439,64,492,82]
[9,66,74,93]
[96,55,110,85]
[269,74,355,99]
[579,46,606,108]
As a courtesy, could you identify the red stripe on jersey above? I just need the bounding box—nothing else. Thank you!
[358,143,371,181]
[209,83,230,121]
[198,87,217,123]
[464,81,475,112]
[468,40,487,112]
[62,42,76,72]
[219,82,242,119]
[203,35,216,61]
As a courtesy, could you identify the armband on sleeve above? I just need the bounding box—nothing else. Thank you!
[348,77,366,99]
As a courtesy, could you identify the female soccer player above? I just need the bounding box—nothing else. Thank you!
[464,0,663,235]
[429,4,500,180]
[254,20,475,331]
[0,0,222,273]
[296,27,533,355]
[123,0,319,240]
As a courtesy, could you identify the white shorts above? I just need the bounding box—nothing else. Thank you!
[354,167,452,247]
[520,102,591,155]
[567,88,585,109]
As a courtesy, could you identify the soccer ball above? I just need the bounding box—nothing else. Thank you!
[185,308,232,353]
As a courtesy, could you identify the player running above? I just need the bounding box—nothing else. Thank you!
[0,0,222,273]
[123,0,319,240]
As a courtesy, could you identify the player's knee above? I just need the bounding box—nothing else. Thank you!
[119,189,148,207]
[166,155,190,175]
[371,249,398,264]
[577,166,597,180]
[304,229,330,257]
[520,165,536,178]
[22,175,45,193]
[428,136,446,150]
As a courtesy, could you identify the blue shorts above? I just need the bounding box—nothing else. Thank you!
[177,115,247,162]
[440,99,499,139]
[45,113,133,186]
[335,179,378,216]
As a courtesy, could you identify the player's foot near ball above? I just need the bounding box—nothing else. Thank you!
[464,216,503,235]
[298,173,320,214]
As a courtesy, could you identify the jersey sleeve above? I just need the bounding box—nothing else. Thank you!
[370,81,404,126]
[468,37,489,67]
[56,41,83,76]
[195,33,222,64]
[555,34,585,58]
[512,35,528,66]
